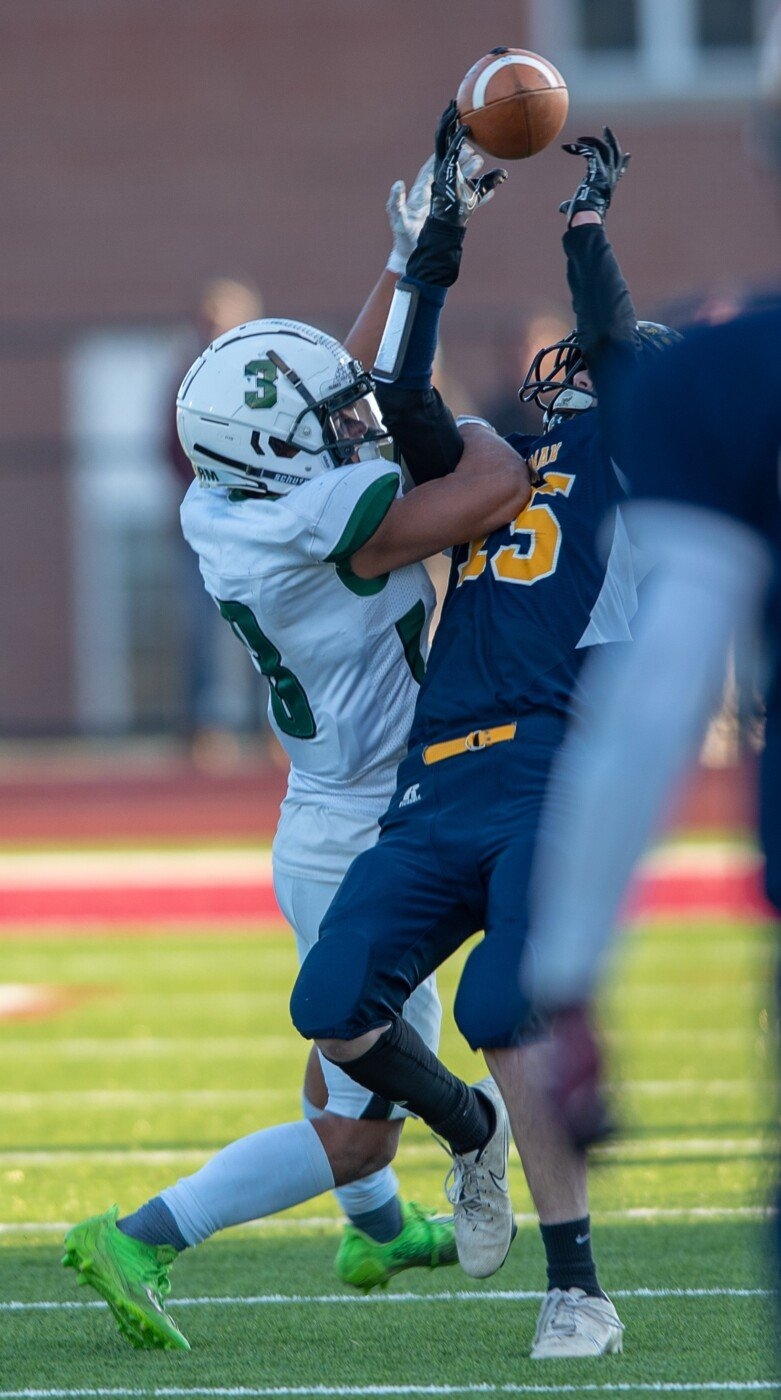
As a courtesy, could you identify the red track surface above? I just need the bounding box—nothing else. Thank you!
[0,884,282,924]
[0,754,289,844]
[0,750,759,844]
[0,865,775,929]
[627,866,775,921]
[0,753,773,929]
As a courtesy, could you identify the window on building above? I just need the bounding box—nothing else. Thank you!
[578,0,639,52]
[530,0,769,100]
[696,0,757,49]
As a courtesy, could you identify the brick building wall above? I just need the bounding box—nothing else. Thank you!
[0,0,776,732]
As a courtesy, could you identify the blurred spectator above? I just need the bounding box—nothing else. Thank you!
[653,283,781,333]
[431,346,477,420]
[479,312,571,437]
[166,277,266,764]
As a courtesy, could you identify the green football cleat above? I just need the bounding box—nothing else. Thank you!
[335,1200,458,1293]
[61,1205,190,1351]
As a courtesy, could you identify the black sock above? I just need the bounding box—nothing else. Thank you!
[539,1216,604,1297]
[330,1016,493,1155]
[118,1196,189,1252]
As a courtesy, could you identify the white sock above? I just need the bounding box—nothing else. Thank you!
[302,1091,401,1222]
[160,1119,335,1246]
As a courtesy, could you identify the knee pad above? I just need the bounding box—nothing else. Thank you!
[453,939,544,1050]
[290,930,373,1040]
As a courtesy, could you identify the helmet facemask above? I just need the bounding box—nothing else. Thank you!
[272,350,390,468]
[519,321,682,432]
[519,332,596,430]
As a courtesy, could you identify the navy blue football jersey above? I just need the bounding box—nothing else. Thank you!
[620,303,781,908]
[409,410,637,745]
[622,304,781,547]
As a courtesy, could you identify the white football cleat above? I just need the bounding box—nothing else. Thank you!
[530,1288,624,1359]
[445,1077,515,1278]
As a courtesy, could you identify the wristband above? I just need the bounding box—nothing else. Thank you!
[374,284,419,381]
[374,279,446,388]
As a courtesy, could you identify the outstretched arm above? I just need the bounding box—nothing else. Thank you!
[557,128,641,456]
[520,498,770,1150]
[344,151,438,365]
[563,222,637,364]
[347,111,525,578]
[373,105,507,483]
[343,127,490,368]
[559,128,637,366]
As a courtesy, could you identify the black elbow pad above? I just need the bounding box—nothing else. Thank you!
[376,384,464,484]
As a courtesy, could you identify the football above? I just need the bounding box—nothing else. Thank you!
[456,47,569,160]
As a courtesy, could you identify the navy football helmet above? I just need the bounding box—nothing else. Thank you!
[520,321,682,428]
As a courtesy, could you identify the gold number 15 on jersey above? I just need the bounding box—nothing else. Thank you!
[457,472,575,588]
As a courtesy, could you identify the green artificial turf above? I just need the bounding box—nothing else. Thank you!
[0,898,777,1395]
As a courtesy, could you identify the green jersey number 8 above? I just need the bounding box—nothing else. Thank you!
[217,599,317,740]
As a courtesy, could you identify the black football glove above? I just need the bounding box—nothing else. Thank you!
[558,126,630,223]
[430,99,508,227]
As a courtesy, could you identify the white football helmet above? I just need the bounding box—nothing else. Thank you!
[176,318,392,495]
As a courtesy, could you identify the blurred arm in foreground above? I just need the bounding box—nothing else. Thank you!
[523,2,781,1160]
[524,305,781,1146]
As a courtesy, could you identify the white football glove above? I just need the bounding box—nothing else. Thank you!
[385,144,485,274]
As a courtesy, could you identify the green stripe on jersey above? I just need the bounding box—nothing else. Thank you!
[395,599,427,683]
[334,562,389,596]
[325,472,399,564]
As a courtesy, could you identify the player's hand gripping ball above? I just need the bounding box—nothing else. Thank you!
[457,46,569,160]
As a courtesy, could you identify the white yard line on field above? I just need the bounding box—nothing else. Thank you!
[0,1205,773,1238]
[614,1081,764,1095]
[0,1380,779,1397]
[0,1089,297,1107]
[0,1036,299,1057]
[1,1286,773,1315]
[0,1135,772,1168]
[0,1027,762,1058]
[0,1080,765,1110]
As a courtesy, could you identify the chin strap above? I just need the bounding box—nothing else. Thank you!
[544,387,597,430]
[551,387,597,415]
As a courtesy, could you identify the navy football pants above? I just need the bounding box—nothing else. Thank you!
[291,711,566,1052]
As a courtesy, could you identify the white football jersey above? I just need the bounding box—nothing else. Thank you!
[181,460,435,871]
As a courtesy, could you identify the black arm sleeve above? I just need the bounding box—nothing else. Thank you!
[563,223,638,363]
[404,216,466,288]
[376,382,463,485]
[372,217,466,482]
[563,222,639,464]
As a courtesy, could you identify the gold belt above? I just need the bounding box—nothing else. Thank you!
[422,723,517,766]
